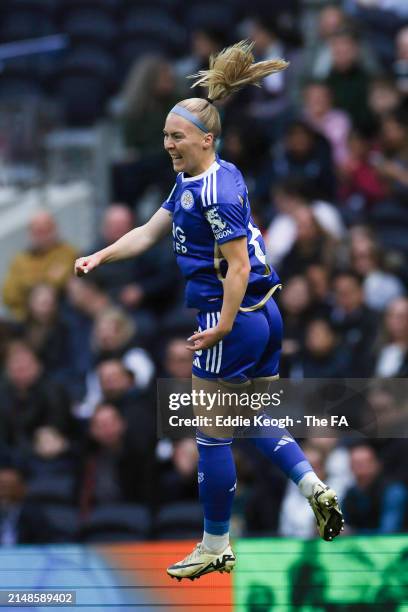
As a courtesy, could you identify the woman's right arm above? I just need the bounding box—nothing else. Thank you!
[74,207,173,276]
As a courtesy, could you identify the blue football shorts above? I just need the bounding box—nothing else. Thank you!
[192,297,282,383]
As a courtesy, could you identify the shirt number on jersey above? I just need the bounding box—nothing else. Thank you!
[248,221,267,266]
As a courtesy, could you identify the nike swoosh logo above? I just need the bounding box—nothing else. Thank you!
[169,562,203,569]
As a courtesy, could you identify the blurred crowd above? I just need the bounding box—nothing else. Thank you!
[1,0,408,543]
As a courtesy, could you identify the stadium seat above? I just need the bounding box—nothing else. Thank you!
[375,227,408,257]
[26,475,76,505]
[79,504,151,543]
[51,45,116,124]
[153,502,203,540]
[0,10,57,42]
[185,3,232,30]
[6,0,58,14]
[121,9,186,56]
[121,0,183,19]
[54,71,112,126]
[3,52,61,83]
[117,37,168,76]
[371,201,408,256]
[0,70,44,101]
[50,44,116,126]
[41,505,80,542]
[371,201,408,224]
[62,44,116,74]
[62,8,119,46]
[58,0,121,16]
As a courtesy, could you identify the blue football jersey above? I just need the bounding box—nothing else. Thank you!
[162,156,281,312]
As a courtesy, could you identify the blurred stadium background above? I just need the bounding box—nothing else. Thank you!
[0,0,408,609]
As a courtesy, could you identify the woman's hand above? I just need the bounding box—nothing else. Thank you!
[74,252,102,277]
[186,325,231,352]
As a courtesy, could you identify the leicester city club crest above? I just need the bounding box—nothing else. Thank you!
[181,190,194,210]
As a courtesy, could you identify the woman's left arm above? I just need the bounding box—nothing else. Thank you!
[187,237,250,351]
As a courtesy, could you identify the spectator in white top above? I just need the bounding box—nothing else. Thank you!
[265,179,345,267]
[76,307,154,418]
[374,297,408,377]
[278,443,326,538]
[349,226,405,311]
[303,81,351,166]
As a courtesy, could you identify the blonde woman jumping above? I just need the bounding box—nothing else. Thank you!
[75,41,343,580]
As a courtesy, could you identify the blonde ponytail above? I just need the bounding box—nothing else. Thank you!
[189,39,289,102]
[171,40,289,142]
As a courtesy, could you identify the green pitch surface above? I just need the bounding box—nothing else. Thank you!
[234,536,408,611]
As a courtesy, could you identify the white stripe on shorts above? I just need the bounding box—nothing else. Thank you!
[215,312,223,374]
[205,312,211,370]
[211,312,218,372]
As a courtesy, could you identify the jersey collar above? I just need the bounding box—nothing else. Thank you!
[181,160,220,183]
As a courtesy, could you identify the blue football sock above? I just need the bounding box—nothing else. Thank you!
[196,431,236,536]
[248,414,313,484]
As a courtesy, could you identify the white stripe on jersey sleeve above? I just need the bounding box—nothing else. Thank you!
[201,176,207,208]
[205,173,211,208]
[200,169,219,208]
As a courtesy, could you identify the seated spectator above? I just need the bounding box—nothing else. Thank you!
[366,385,407,438]
[0,460,55,545]
[77,307,155,417]
[265,178,345,267]
[374,297,408,377]
[305,264,333,315]
[22,284,73,384]
[368,78,402,121]
[270,120,336,200]
[343,443,408,533]
[278,442,327,538]
[76,358,154,422]
[219,120,271,198]
[279,274,334,377]
[161,336,193,379]
[87,204,138,303]
[338,128,388,213]
[301,318,352,378]
[174,26,227,96]
[78,403,154,516]
[393,26,408,99]
[88,204,180,317]
[301,4,349,79]
[325,29,375,131]
[154,335,194,467]
[28,425,79,482]
[310,438,354,501]
[375,386,408,481]
[330,270,379,375]
[2,210,78,321]
[111,56,179,205]
[63,277,112,390]
[303,81,351,166]
[238,15,299,141]
[302,5,379,82]
[349,228,405,311]
[278,206,338,279]
[93,307,154,380]
[375,109,408,200]
[155,438,198,506]
[0,341,76,453]
[229,442,286,536]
